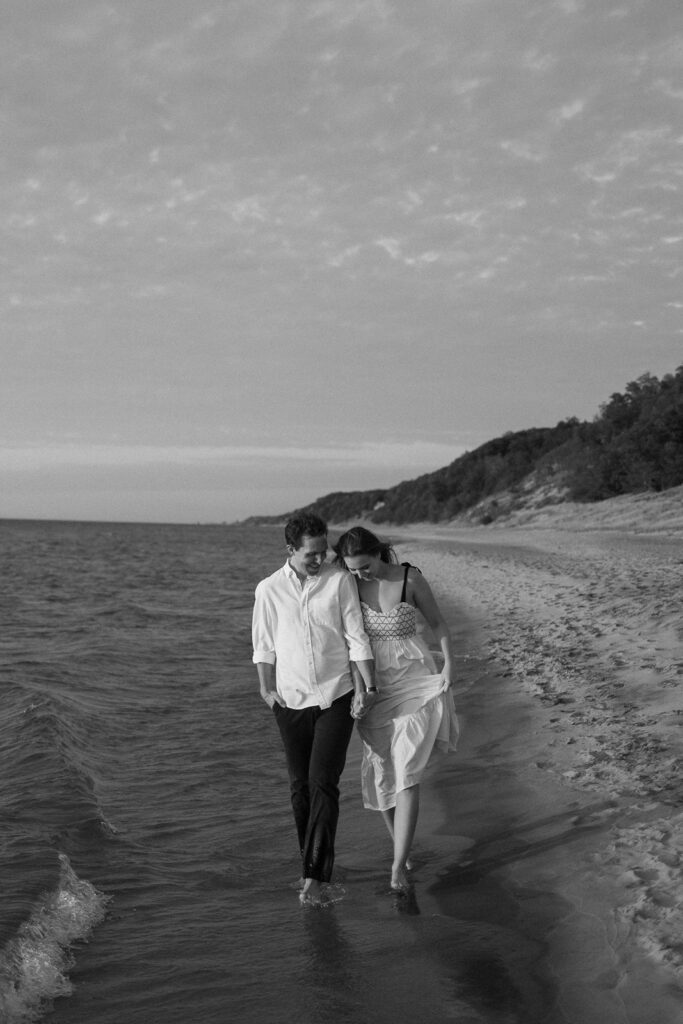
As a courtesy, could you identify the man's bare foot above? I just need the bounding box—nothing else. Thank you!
[299,878,323,905]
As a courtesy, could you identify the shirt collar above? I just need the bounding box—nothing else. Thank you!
[283,560,331,584]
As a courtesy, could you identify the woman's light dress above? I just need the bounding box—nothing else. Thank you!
[357,600,459,811]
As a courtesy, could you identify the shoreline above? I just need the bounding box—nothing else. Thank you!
[390,524,682,1011]
[394,526,682,802]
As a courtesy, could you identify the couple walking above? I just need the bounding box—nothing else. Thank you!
[252,513,459,906]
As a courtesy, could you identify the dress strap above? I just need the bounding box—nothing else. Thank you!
[400,563,410,603]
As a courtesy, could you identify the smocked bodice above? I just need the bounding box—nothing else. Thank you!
[361,601,417,642]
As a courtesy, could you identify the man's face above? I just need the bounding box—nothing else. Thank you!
[288,534,328,578]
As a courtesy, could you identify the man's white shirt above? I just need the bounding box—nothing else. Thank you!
[252,562,372,709]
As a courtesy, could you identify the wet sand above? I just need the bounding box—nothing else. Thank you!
[377,496,683,1022]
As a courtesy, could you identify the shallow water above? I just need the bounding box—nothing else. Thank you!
[411,634,683,1024]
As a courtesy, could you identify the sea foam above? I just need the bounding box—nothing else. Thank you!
[0,853,110,1023]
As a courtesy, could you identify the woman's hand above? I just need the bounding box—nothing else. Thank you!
[351,690,378,719]
[439,664,453,693]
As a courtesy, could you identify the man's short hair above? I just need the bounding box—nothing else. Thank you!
[285,512,328,549]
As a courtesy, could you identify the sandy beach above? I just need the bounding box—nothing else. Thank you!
[370,487,683,1017]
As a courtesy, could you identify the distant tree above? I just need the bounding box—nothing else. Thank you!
[255,363,683,525]
[565,365,683,500]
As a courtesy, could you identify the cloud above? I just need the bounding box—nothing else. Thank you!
[52,5,125,47]
[305,0,394,33]
[576,127,676,184]
[652,77,683,101]
[0,438,472,521]
[554,0,583,14]
[551,98,586,125]
[375,237,402,260]
[0,440,466,473]
[500,138,548,163]
[521,49,558,74]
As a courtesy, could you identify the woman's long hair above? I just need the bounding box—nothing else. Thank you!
[333,526,397,567]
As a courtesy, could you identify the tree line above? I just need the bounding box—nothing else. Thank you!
[247,365,683,526]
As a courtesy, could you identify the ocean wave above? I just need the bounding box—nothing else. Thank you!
[0,693,119,856]
[0,853,111,1023]
[91,599,165,626]
[17,696,105,803]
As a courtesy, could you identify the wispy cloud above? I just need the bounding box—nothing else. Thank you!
[550,97,586,125]
[0,440,466,473]
[577,128,677,184]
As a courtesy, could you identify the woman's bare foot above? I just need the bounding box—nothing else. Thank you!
[390,865,410,892]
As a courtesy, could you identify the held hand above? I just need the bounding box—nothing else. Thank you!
[351,692,364,719]
[351,690,377,719]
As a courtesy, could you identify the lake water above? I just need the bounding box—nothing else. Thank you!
[1,519,679,1024]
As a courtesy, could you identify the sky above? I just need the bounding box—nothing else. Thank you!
[2,0,682,523]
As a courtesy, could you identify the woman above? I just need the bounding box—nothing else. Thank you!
[334,526,459,891]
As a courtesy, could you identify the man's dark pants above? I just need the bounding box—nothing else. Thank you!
[273,691,354,882]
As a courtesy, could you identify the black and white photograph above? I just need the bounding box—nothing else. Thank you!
[1,2,682,1022]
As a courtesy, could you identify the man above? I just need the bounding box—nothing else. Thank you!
[252,512,376,905]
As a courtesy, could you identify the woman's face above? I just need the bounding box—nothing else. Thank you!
[344,552,382,581]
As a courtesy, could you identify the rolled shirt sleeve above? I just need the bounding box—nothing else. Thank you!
[251,581,277,665]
